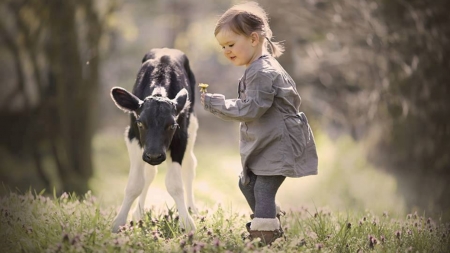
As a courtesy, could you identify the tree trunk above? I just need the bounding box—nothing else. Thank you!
[47,1,92,194]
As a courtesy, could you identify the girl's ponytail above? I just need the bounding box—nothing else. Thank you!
[266,37,284,58]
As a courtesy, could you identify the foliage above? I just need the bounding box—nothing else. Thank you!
[0,0,119,194]
[1,191,449,252]
[373,0,450,216]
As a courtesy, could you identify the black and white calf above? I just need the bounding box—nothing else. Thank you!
[110,48,198,233]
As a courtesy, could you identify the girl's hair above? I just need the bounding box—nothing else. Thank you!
[214,1,284,58]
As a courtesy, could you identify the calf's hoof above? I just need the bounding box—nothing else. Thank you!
[179,216,196,232]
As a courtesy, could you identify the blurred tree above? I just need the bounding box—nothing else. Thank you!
[375,0,450,215]
[259,0,450,216]
[0,0,118,194]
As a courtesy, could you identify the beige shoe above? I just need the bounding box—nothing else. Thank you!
[248,217,283,245]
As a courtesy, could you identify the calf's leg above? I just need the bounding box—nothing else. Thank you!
[132,164,157,221]
[182,115,198,213]
[166,161,196,232]
[112,138,145,233]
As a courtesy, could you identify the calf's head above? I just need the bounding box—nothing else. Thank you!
[111,87,189,165]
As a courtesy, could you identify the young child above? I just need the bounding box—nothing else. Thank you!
[200,1,318,244]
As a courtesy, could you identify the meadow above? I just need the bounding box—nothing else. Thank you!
[1,190,449,252]
[1,130,449,252]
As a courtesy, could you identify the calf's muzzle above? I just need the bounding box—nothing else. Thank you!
[143,152,166,165]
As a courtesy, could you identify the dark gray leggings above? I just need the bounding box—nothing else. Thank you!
[238,171,286,218]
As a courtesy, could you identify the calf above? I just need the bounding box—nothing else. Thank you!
[110,48,198,233]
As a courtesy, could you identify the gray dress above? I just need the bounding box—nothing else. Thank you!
[204,55,318,185]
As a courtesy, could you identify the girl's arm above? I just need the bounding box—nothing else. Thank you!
[203,71,275,122]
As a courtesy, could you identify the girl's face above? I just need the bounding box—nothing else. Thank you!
[216,29,261,67]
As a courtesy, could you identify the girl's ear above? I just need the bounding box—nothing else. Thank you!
[250,32,260,46]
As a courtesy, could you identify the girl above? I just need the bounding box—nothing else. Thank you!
[201,1,318,244]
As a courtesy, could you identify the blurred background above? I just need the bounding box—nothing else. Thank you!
[0,0,449,220]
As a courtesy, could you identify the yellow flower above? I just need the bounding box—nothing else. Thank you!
[198,83,209,93]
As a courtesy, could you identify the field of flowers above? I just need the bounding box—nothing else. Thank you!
[1,190,449,252]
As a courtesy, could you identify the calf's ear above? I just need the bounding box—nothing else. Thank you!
[111,87,142,112]
[173,88,190,115]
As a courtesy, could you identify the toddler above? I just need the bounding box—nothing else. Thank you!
[201,1,318,244]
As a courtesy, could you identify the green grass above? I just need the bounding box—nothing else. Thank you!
[1,190,449,252]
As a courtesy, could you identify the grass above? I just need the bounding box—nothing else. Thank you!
[1,129,448,252]
[1,190,449,252]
